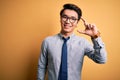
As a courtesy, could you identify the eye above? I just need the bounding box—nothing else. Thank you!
[62,15,67,18]
[71,17,77,20]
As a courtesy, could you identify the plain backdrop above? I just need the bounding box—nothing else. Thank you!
[0,0,120,80]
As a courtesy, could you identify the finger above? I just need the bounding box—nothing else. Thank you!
[92,24,97,30]
[81,17,88,27]
[92,24,98,33]
[81,17,87,24]
[89,24,92,29]
[84,24,91,30]
[81,17,86,23]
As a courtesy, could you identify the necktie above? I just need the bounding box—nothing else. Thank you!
[58,37,69,80]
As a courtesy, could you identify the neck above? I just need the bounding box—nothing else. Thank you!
[60,31,73,38]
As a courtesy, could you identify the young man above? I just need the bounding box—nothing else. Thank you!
[38,3,107,80]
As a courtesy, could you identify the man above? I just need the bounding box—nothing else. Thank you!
[38,3,107,80]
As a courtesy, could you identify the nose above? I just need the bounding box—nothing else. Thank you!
[65,18,70,23]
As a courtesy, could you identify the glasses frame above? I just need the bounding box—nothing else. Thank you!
[61,15,78,23]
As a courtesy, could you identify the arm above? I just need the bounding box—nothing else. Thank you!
[38,40,48,80]
[84,37,107,63]
[77,17,107,63]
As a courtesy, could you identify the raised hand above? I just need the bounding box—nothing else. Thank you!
[77,17,100,38]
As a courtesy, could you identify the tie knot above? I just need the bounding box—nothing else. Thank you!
[62,37,70,42]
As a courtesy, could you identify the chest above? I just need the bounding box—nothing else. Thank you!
[47,40,85,63]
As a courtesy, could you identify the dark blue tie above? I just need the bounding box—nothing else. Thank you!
[58,37,69,80]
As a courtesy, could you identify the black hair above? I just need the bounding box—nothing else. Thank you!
[60,3,82,21]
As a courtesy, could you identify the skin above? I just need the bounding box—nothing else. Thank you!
[60,9,78,38]
[60,9,99,38]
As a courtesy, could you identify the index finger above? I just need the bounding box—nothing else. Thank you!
[81,17,88,26]
[81,17,86,23]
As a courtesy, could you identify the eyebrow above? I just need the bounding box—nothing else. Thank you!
[62,14,77,18]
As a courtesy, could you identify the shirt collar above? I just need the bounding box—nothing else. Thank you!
[58,33,75,40]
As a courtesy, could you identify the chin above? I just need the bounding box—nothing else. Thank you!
[63,30,71,33]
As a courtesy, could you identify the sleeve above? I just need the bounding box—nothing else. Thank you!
[37,40,48,80]
[84,37,107,64]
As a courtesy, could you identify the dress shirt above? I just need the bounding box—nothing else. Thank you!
[38,33,107,80]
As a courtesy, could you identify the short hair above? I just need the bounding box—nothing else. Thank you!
[60,3,82,21]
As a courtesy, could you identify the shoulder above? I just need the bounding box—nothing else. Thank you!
[42,34,59,43]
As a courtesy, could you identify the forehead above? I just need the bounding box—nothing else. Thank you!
[62,9,78,17]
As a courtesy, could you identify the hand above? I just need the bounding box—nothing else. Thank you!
[77,17,100,38]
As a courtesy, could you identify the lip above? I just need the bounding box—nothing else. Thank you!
[64,24,71,28]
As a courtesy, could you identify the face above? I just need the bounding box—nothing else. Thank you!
[60,9,78,34]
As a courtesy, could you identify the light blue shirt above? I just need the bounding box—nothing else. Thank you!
[38,33,107,80]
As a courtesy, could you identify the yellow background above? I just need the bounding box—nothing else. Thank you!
[0,0,120,80]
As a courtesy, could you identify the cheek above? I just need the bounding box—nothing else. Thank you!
[60,20,64,26]
[72,23,78,28]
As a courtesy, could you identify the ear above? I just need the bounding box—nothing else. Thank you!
[75,21,79,27]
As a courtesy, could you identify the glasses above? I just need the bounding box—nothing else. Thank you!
[61,15,78,23]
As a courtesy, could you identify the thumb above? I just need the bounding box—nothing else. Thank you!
[77,30,86,34]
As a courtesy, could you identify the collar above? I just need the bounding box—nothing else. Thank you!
[58,33,75,40]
